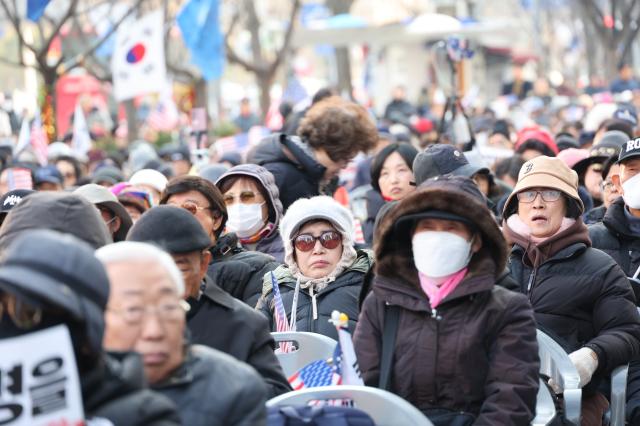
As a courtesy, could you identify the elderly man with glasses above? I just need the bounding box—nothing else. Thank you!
[126,205,291,398]
[97,241,267,426]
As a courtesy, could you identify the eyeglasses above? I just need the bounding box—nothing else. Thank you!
[293,231,342,252]
[516,189,562,203]
[0,294,42,329]
[601,180,617,192]
[107,300,189,326]
[223,191,260,206]
[177,200,212,216]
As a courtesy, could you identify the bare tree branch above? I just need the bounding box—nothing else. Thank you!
[0,0,38,61]
[269,0,300,76]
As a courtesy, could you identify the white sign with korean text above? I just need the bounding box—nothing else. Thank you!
[0,325,84,425]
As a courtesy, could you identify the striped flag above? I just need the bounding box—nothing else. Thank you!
[30,114,48,166]
[271,272,293,353]
[353,218,365,245]
[288,359,342,391]
[7,168,33,191]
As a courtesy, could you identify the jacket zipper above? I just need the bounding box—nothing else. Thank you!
[431,308,442,403]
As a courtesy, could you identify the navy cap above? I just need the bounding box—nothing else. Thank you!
[127,205,211,253]
[413,144,469,185]
[618,137,640,164]
[34,165,63,185]
[614,106,638,127]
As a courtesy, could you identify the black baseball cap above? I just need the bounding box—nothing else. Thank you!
[617,137,640,164]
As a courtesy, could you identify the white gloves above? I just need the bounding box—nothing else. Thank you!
[568,347,599,388]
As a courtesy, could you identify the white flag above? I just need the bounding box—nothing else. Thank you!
[111,10,166,102]
[14,116,31,156]
[331,310,364,386]
[71,103,92,157]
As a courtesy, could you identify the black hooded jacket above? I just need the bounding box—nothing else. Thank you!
[589,197,640,276]
[187,275,291,398]
[207,233,279,308]
[84,352,181,425]
[248,133,326,211]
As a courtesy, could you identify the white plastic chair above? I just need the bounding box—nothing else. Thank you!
[267,385,433,426]
[532,378,557,426]
[608,364,629,426]
[271,331,337,378]
[536,329,582,425]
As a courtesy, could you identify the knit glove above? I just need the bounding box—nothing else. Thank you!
[568,347,599,388]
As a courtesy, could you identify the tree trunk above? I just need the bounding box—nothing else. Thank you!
[124,99,138,144]
[42,71,57,142]
[335,47,353,99]
[257,73,272,121]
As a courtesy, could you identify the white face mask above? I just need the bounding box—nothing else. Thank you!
[412,231,473,278]
[226,203,266,238]
[622,173,640,209]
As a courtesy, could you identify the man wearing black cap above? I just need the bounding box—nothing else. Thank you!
[589,137,640,426]
[127,205,291,397]
[0,229,180,424]
[589,137,640,277]
[0,192,112,254]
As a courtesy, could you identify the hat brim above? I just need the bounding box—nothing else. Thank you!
[452,164,490,178]
[0,265,99,322]
[502,174,584,217]
[572,156,607,177]
[394,210,476,236]
[98,201,133,241]
[617,152,640,164]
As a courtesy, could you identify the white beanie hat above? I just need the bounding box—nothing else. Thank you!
[280,196,357,279]
[129,169,168,193]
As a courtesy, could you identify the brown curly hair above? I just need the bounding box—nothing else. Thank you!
[297,96,378,162]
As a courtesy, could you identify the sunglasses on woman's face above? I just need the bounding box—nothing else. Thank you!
[0,294,42,329]
[293,231,342,252]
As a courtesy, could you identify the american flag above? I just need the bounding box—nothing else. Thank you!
[30,114,49,166]
[288,359,342,391]
[7,168,33,190]
[271,272,293,353]
[353,219,365,245]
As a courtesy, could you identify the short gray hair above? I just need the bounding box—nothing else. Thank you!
[95,241,185,296]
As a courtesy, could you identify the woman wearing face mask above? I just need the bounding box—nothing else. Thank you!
[354,175,539,425]
[256,196,372,339]
[216,164,284,263]
[362,143,418,245]
[502,156,640,426]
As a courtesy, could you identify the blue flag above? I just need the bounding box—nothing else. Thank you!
[27,0,51,21]
[177,0,225,81]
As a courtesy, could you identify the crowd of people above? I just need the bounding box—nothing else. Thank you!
[2,71,640,425]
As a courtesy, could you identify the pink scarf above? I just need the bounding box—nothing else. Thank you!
[506,215,575,244]
[418,267,468,309]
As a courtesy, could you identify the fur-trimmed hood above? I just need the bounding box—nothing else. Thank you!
[374,176,508,291]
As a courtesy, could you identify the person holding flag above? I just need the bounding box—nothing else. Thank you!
[257,195,373,340]
[354,175,540,425]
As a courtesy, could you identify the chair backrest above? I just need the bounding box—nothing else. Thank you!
[532,379,557,426]
[267,385,433,426]
[536,329,581,425]
[272,331,338,378]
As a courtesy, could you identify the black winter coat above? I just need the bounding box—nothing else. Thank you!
[208,233,279,308]
[507,222,640,394]
[84,352,181,425]
[187,276,291,397]
[257,251,372,340]
[584,205,607,225]
[589,197,640,277]
[248,133,326,211]
[154,345,267,426]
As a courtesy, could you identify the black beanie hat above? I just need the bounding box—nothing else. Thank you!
[127,205,211,253]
